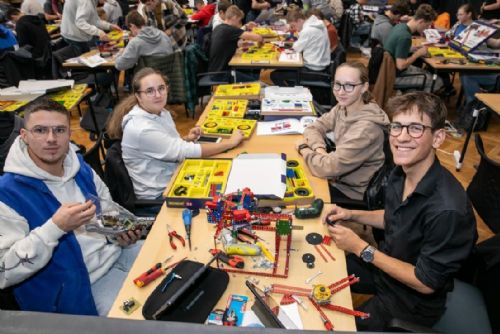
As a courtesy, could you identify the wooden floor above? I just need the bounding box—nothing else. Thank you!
[70,53,497,246]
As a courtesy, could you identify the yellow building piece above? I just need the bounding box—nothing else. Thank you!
[201,116,256,138]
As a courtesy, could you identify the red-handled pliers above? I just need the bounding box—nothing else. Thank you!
[167,224,186,250]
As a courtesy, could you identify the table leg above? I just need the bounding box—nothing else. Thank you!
[455,107,481,171]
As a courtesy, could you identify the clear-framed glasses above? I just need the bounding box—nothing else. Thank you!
[388,122,433,139]
[333,82,364,93]
[27,125,69,138]
[137,84,168,97]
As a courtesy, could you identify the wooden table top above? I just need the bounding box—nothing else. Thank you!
[476,93,500,115]
[107,98,356,331]
[62,49,118,69]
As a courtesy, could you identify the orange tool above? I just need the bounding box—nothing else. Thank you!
[167,224,186,250]
[133,256,185,288]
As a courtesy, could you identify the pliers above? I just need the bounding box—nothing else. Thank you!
[167,224,186,250]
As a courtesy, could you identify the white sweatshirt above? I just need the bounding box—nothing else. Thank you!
[293,15,331,71]
[0,137,121,289]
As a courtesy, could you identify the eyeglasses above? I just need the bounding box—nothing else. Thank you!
[137,85,168,97]
[333,82,364,93]
[27,125,69,138]
[388,122,433,139]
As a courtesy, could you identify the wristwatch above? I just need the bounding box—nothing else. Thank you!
[360,245,376,263]
[297,143,309,155]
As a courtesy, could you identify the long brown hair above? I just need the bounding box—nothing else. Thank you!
[106,67,168,139]
[335,61,373,104]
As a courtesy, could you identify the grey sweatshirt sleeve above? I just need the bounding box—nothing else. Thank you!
[115,40,140,71]
[75,0,111,38]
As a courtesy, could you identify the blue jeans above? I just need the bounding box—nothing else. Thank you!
[351,21,371,48]
[91,241,144,316]
[461,73,499,104]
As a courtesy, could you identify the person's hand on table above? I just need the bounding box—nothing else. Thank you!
[413,45,429,58]
[98,30,110,42]
[110,24,122,32]
[185,126,201,142]
[227,130,244,148]
[329,224,367,256]
[246,21,258,30]
[322,204,352,225]
[115,229,142,247]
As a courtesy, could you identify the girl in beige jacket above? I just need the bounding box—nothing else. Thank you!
[297,62,390,200]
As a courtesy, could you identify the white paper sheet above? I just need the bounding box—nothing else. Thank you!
[225,153,286,198]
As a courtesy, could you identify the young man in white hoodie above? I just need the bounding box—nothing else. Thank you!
[271,9,331,86]
[0,99,142,316]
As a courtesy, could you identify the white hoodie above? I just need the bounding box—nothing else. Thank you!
[293,15,331,71]
[0,137,121,289]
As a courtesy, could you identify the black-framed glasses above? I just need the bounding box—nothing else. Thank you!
[388,122,433,139]
[333,82,364,92]
[137,84,168,97]
[27,125,69,138]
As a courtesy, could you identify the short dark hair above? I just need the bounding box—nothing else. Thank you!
[306,8,324,20]
[390,0,410,16]
[6,7,20,20]
[414,4,437,22]
[386,92,447,130]
[23,98,71,124]
[286,8,305,22]
[459,3,477,20]
[217,0,231,13]
[126,10,146,28]
[194,0,204,5]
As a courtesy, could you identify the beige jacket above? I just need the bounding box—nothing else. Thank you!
[302,102,389,200]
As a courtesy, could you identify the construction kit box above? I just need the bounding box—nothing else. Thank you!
[207,99,248,118]
[213,83,261,100]
[201,116,256,138]
[165,158,314,209]
[165,158,232,209]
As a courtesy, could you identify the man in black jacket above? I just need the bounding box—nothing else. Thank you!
[6,8,51,60]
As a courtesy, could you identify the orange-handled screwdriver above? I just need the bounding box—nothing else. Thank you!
[133,256,173,288]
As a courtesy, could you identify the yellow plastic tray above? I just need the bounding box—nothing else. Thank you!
[214,83,261,99]
[165,159,232,208]
[208,99,248,118]
[201,116,256,138]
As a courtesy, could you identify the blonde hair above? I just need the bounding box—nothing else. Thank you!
[225,5,244,20]
[335,61,373,104]
[106,67,168,139]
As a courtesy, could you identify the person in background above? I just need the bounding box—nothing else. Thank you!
[163,14,187,49]
[0,15,17,54]
[346,0,371,49]
[324,92,476,331]
[61,0,122,54]
[309,8,338,52]
[6,8,51,59]
[21,0,59,21]
[447,3,475,39]
[246,0,270,23]
[271,9,330,86]
[297,62,389,201]
[43,0,63,20]
[370,0,411,47]
[115,10,174,71]
[191,0,216,27]
[303,0,334,21]
[106,68,244,208]
[0,99,142,316]
[480,0,500,21]
[433,7,450,30]
[103,0,123,25]
[384,4,443,93]
[212,0,231,30]
[208,5,263,81]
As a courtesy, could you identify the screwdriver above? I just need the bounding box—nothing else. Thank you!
[182,209,192,250]
[133,256,174,288]
[209,249,245,269]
